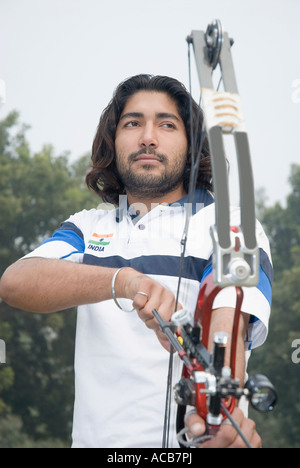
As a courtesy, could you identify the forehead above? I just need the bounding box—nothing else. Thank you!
[120,90,181,119]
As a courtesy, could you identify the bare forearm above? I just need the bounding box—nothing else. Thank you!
[209,307,249,385]
[0,258,177,327]
[0,257,119,313]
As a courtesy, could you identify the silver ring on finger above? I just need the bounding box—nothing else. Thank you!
[136,291,149,299]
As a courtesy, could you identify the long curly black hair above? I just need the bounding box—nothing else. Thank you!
[86,74,212,205]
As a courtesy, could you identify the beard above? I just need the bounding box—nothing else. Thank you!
[116,148,188,199]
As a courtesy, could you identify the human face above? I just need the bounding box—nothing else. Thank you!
[115,91,188,202]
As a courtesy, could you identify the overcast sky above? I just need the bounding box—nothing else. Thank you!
[1,0,299,207]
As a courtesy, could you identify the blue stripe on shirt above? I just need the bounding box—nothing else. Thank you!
[42,222,85,253]
[83,253,211,282]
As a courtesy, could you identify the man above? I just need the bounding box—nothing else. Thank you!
[0,75,272,448]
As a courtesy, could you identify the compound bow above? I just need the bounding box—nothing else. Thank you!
[153,19,277,448]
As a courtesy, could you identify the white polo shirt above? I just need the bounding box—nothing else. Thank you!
[23,189,273,447]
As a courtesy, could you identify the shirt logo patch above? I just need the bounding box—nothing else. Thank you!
[87,233,113,252]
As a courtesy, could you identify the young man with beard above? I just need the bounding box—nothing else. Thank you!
[0,75,271,448]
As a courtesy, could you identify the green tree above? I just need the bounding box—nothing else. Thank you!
[248,165,300,448]
[0,112,98,446]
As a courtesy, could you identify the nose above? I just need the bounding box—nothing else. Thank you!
[138,123,158,148]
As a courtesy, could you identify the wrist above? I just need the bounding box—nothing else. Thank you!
[113,267,136,300]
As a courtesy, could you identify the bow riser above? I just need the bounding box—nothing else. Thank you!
[176,271,241,430]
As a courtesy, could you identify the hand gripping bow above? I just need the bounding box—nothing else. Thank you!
[153,19,277,448]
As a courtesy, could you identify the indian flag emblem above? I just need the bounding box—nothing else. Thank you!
[88,233,113,250]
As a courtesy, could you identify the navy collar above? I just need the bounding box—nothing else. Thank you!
[170,188,214,208]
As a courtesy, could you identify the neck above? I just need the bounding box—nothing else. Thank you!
[126,186,186,217]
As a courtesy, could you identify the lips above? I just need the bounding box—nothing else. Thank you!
[128,150,166,165]
[134,154,161,162]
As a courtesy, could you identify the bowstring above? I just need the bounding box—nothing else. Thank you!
[174,40,207,312]
[161,40,207,448]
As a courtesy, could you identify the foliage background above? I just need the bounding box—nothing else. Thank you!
[248,164,300,448]
[0,112,97,447]
[0,112,299,447]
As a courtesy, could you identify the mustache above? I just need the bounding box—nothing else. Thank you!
[128,148,167,163]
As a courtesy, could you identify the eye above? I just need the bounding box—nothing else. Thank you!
[124,121,140,128]
[160,122,176,129]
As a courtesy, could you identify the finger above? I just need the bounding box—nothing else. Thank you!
[201,408,245,449]
[228,416,261,448]
[136,301,158,328]
[251,431,262,449]
[132,291,149,310]
[137,294,176,329]
[185,411,206,437]
[155,329,173,352]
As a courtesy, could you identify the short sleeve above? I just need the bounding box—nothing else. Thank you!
[22,215,86,264]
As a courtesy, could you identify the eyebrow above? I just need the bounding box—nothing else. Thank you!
[119,112,181,122]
